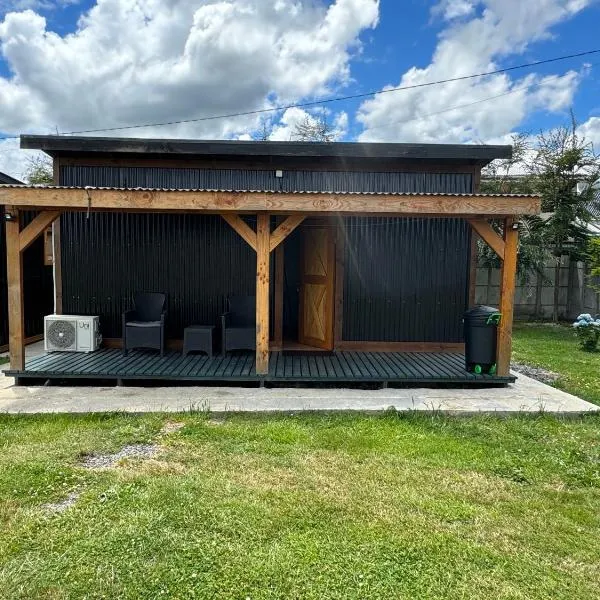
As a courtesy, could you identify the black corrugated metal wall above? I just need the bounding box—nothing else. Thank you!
[61,212,256,338]
[59,165,472,342]
[342,217,470,342]
[60,166,472,194]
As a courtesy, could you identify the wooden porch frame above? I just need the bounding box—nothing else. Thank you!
[0,186,541,216]
[466,217,519,376]
[5,208,61,370]
[2,185,535,378]
[221,213,306,374]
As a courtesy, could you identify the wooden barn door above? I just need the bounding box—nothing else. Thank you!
[298,224,336,350]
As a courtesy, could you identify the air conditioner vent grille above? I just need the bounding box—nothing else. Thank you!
[47,320,77,349]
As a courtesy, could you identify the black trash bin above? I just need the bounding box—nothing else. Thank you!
[463,306,501,375]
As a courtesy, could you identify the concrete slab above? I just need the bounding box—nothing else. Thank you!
[1,341,597,415]
[0,368,597,415]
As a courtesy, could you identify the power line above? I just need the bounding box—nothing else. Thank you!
[0,47,598,139]
[54,48,600,135]
[361,71,580,133]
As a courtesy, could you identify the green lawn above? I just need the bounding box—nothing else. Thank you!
[0,413,599,599]
[513,322,600,405]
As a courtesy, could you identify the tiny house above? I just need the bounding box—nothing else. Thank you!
[0,136,540,385]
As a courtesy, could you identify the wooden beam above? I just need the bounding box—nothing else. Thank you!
[255,213,270,375]
[467,218,505,260]
[0,334,44,354]
[334,220,346,347]
[6,215,25,370]
[19,210,61,252]
[221,214,257,251]
[336,341,465,352]
[269,215,305,251]
[0,187,542,216]
[497,217,519,376]
[273,219,285,348]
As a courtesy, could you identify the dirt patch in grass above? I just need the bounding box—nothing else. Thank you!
[41,491,81,513]
[159,421,186,435]
[80,443,158,469]
[512,362,560,385]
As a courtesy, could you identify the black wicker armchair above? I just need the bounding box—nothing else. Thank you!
[221,296,256,356]
[122,292,167,356]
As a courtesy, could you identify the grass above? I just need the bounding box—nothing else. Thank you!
[0,412,599,599]
[513,321,600,405]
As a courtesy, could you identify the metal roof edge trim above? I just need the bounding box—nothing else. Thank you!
[0,184,539,198]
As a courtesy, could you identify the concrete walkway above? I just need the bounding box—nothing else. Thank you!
[0,366,597,415]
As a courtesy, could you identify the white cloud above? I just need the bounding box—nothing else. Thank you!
[0,0,78,15]
[358,0,592,144]
[0,137,45,180]
[0,0,379,176]
[578,116,600,149]
[432,0,475,20]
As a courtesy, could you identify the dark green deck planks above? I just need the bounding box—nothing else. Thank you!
[5,349,514,384]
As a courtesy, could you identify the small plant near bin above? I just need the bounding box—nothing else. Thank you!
[572,314,600,351]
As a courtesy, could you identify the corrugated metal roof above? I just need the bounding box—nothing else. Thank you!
[0,183,538,198]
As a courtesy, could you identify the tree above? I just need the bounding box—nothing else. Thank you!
[530,114,600,322]
[481,132,535,195]
[24,155,53,184]
[480,134,545,283]
[253,120,273,141]
[291,114,336,142]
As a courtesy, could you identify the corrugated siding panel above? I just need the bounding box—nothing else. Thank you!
[0,209,54,347]
[342,217,471,342]
[60,166,472,193]
[61,213,255,338]
[58,165,473,343]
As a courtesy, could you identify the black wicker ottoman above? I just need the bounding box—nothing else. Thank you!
[183,325,215,358]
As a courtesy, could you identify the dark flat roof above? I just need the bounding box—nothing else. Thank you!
[0,171,23,185]
[21,135,511,163]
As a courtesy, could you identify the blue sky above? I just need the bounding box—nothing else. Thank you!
[1,0,600,177]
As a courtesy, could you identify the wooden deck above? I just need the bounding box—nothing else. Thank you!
[5,349,515,385]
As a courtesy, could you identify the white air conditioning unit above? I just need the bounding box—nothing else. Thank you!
[44,315,102,353]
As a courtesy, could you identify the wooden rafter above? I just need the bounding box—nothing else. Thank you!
[19,210,61,252]
[221,214,257,251]
[269,215,305,251]
[0,187,541,216]
[466,217,505,260]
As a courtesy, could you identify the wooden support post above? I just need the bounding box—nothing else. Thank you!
[497,217,519,376]
[6,212,25,371]
[334,220,346,347]
[255,213,270,375]
[273,218,285,349]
